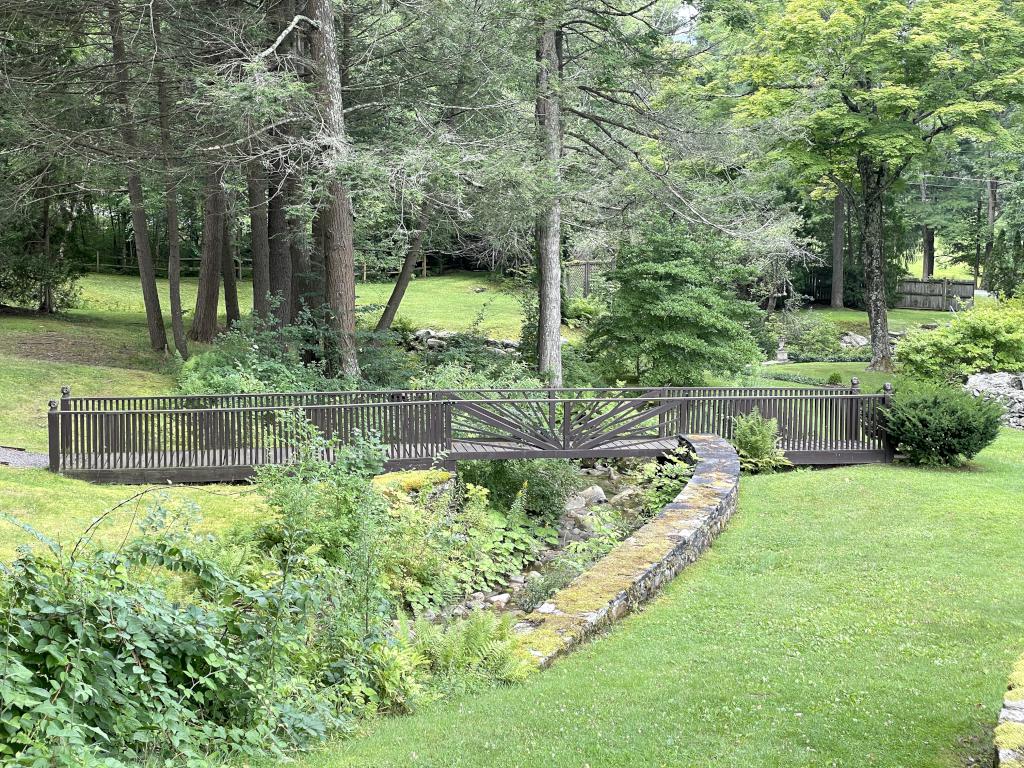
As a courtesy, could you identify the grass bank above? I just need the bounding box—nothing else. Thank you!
[0,468,260,560]
[288,430,1024,768]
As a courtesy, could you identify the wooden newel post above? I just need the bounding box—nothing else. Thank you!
[47,400,60,472]
[59,386,71,458]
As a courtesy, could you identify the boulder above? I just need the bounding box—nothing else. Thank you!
[579,484,607,505]
[840,332,869,349]
[609,487,642,508]
[966,372,1024,429]
[489,593,511,608]
[425,337,446,350]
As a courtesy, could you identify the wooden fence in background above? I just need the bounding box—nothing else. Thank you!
[895,278,974,311]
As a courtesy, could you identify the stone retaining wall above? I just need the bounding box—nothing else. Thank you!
[520,433,740,667]
[997,654,1024,767]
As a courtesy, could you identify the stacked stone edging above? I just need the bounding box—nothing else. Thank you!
[520,434,740,667]
[996,654,1024,767]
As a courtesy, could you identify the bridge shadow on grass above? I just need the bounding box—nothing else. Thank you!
[292,430,1024,768]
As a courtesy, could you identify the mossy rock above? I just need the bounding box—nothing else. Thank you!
[372,469,452,494]
[997,721,1024,752]
[1009,654,1024,691]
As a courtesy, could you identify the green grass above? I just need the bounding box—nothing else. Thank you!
[762,361,907,392]
[0,356,173,452]
[287,430,1024,768]
[807,305,958,335]
[75,271,524,340]
[904,253,977,282]
[0,468,261,560]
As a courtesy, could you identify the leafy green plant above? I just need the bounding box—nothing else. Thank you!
[564,296,605,329]
[0,504,346,767]
[883,384,1003,466]
[826,371,844,386]
[895,298,1024,382]
[732,408,792,474]
[408,611,532,697]
[515,560,585,612]
[629,447,696,515]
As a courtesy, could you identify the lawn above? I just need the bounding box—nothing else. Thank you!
[807,305,959,335]
[0,272,523,378]
[75,271,524,340]
[0,468,261,560]
[0,356,173,452]
[287,430,1024,768]
[761,361,907,392]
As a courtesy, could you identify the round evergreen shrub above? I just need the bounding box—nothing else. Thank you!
[883,385,1003,466]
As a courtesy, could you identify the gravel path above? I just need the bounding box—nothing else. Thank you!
[0,446,49,469]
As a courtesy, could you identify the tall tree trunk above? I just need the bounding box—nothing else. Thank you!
[247,165,272,320]
[974,196,983,288]
[267,169,292,327]
[38,194,54,313]
[310,0,360,378]
[830,190,845,308]
[189,169,225,342]
[287,177,311,321]
[221,196,241,326]
[983,179,998,291]
[376,201,431,333]
[154,10,188,359]
[534,24,563,386]
[858,157,892,372]
[920,178,934,281]
[108,0,167,352]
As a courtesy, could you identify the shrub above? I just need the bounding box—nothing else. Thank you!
[0,237,81,313]
[0,505,347,767]
[883,385,1003,466]
[628,447,696,515]
[826,371,844,386]
[564,296,605,329]
[894,299,1024,382]
[781,311,842,361]
[732,408,792,474]
[178,313,343,394]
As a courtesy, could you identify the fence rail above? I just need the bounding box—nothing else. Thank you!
[48,382,893,483]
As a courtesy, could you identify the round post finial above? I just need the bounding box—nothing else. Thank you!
[61,386,71,397]
[48,400,58,411]
[883,382,894,393]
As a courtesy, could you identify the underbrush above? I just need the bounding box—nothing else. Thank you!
[0,420,575,766]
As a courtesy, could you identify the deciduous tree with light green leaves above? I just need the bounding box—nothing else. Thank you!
[739,0,1024,370]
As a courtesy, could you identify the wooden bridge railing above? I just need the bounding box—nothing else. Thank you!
[47,382,893,483]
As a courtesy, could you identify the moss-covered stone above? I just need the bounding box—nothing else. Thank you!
[372,469,452,494]
[996,721,1024,752]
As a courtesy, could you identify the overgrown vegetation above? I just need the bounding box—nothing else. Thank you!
[0,420,564,766]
